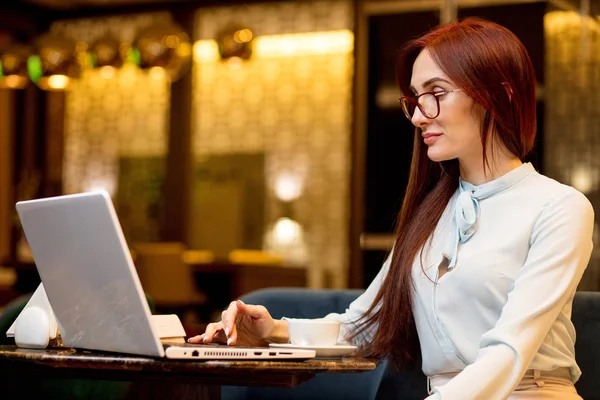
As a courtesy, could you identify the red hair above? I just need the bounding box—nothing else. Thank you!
[350,17,537,369]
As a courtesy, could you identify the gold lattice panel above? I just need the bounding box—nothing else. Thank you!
[545,11,600,290]
[50,12,172,44]
[195,1,353,40]
[54,13,172,242]
[192,1,354,289]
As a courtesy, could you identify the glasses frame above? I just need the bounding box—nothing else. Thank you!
[399,89,463,120]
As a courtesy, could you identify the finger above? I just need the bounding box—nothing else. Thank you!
[187,333,205,343]
[204,322,225,343]
[221,301,240,338]
[236,299,269,319]
[228,319,238,346]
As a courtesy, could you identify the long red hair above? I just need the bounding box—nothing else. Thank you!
[350,17,537,369]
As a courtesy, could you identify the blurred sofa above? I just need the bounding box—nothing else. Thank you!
[224,288,600,400]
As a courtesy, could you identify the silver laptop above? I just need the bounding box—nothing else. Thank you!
[15,191,315,361]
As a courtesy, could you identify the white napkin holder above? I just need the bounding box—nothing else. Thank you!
[6,283,187,349]
[6,284,57,349]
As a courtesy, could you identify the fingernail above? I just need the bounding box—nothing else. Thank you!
[225,327,230,337]
[237,300,245,305]
[227,338,233,346]
[202,336,208,343]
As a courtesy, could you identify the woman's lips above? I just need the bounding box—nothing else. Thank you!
[422,133,442,145]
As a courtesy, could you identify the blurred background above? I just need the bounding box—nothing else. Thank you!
[0,0,598,333]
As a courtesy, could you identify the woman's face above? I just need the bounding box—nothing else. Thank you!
[409,49,483,163]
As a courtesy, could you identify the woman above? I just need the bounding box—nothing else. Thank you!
[189,17,594,399]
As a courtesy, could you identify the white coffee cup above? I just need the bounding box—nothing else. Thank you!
[285,318,341,346]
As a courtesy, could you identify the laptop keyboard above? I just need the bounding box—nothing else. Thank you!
[162,342,270,350]
[162,342,222,349]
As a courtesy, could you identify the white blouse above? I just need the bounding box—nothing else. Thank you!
[325,163,594,399]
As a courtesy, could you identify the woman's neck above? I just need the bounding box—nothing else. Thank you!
[459,153,523,186]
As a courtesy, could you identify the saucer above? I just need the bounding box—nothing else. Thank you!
[269,343,358,358]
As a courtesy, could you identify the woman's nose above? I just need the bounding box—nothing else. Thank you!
[411,106,430,128]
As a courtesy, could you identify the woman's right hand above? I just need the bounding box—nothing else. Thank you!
[187,300,289,347]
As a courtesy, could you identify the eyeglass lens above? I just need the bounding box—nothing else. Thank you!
[402,93,438,119]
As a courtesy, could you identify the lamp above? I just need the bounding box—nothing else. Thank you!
[264,172,308,265]
[88,35,133,79]
[0,43,32,89]
[27,32,82,91]
[133,22,191,82]
[216,26,253,64]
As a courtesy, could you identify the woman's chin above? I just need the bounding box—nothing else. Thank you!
[426,147,452,162]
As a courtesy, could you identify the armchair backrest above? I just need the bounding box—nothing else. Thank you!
[239,287,364,319]
[571,291,600,399]
[221,288,385,400]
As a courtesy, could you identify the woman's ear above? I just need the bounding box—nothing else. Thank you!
[502,82,513,103]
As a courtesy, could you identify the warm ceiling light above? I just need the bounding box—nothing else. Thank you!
[3,75,26,89]
[98,65,117,79]
[89,35,128,70]
[28,32,82,91]
[0,43,32,89]
[255,30,354,58]
[133,22,191,82]
[148,66,165,80]
[43,74,70,90]
[234,29,253,44]
[216,26,253,61]
[193,41,220,63]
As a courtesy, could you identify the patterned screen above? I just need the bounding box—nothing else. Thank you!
[192,1,354,288]
[545,11,600,290]
[53,12,172,242]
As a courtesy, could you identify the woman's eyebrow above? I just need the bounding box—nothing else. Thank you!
[409,77,453,93]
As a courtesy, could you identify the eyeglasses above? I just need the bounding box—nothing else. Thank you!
[399,89,463,120]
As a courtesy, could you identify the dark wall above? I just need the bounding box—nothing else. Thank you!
[362,10,441,286]
[0,3,54,42]
[458,2,546,171]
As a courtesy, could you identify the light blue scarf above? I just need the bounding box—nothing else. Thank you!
[442,162,535,269]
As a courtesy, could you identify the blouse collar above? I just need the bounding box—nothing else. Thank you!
[443,162,536,269]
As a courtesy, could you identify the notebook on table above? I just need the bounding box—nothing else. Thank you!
[14,191,315,361]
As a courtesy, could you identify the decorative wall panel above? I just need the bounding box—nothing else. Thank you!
[545,11,600,290]
[53,12,172,242]
[193,1,354,288]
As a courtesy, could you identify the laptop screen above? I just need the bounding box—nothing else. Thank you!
[16,191,165,357]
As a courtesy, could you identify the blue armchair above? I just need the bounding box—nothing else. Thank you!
[223,288,427,400]
[571,291,600,399]
[224,288,600,400]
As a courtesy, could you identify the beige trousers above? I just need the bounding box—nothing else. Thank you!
[428,368,582,399]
